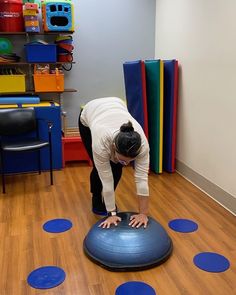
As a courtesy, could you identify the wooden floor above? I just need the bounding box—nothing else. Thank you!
[0,163,235,295]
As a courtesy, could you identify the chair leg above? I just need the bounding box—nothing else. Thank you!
[38,150,41,175]
[0,150,6,194]
[49,141,53,185]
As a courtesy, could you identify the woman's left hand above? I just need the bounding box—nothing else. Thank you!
[129,213,148,228]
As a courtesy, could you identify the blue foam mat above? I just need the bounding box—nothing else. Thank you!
[193,252,230,273]
[0,96,40,105]
[163,60,175,172]
[116,281,156,295]
[168,218,198,233]
[43,218,72,233]
[123,60,145,131]
[27,266,66,289]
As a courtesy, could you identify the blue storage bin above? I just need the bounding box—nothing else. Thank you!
[25,43,57,62]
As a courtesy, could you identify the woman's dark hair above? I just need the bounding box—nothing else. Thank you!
[114,121,141,158]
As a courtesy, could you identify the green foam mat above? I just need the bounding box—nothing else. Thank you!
[145,60,163,173]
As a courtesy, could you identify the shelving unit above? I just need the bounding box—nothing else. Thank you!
[0,0,79,170]
[0,31,76,99]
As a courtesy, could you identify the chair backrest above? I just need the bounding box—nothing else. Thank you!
[0,108,37,136]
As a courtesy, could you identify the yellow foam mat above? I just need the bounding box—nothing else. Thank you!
[0,102,60,108]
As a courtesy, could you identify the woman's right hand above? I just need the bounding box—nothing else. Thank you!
[99,216,122,229]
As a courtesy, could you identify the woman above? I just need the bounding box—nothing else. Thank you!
[78,97,150,228]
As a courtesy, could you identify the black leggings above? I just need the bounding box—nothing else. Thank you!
[78,112,123,208]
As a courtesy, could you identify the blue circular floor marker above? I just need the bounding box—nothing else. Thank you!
[168,218,198,233]
[27,266,66,289]
[115,281,156,295]
[193,252,230,273]
[43,219,72,233]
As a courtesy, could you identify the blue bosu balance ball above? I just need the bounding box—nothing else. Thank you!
[83,212,173,271]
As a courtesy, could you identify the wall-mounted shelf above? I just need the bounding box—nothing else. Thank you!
[0,31,74,35]
[0,62,75,65]
[0,89,77,96]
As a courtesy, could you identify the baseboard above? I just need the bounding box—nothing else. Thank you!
[176,159,236,216]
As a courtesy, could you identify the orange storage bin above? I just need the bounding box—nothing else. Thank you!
[33,73,64,92]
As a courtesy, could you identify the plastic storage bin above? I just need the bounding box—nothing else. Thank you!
[0,0,24,32]
[33,73,64,92]
[0,75,26,93]
[62,136,91,167]
[25,44,57,62]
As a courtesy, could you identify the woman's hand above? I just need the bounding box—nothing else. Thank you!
[129,213,148,228]
[99,216,122,229]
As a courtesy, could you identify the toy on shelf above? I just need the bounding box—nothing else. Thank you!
[0,38,13,54]
[0,38,21,64]
[55,35,74,63]
[23,2,40,32]
[0,53,21,63]
[42,0,74,32]
[23,0,40,4]
[0,0,24,32]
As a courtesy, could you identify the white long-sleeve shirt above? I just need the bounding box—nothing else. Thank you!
[80,97,150,211]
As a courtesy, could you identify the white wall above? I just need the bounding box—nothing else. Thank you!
[63,0,156,126]
[155,0,236,197]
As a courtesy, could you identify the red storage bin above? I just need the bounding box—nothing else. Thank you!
[62,136,92,167]
[0,0,24,32]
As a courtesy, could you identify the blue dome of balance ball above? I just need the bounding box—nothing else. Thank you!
[83,212,173,271]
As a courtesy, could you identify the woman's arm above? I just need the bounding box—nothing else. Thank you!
[130,141,150,228]
[138,195,149,215]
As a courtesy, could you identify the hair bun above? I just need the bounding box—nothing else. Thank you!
[115,121,141,157]
[120,121,134,133]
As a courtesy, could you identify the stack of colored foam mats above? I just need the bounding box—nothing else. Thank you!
[23,2,40,33]
[123,59,179,174]
[123,60,148,138]
[55,35,74,63]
